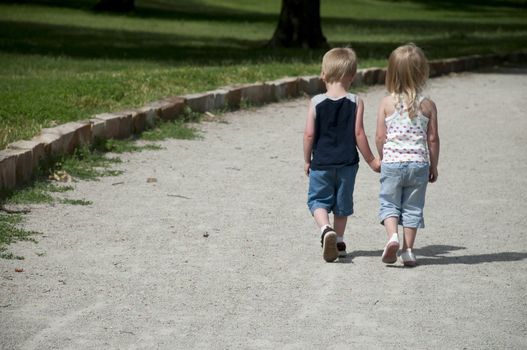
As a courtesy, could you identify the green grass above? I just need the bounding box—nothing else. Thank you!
[0,214,39,260]
[0,0,526,149]
[61,198,92,205]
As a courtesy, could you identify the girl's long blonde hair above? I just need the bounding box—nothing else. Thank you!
[385,43,429,118]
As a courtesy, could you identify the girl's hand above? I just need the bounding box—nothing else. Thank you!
[369,158,381,173]
[429,166,438,183]
[304,162,311,176]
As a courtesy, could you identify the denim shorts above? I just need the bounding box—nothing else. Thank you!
[307,164,359,217]
[379,162,429,228]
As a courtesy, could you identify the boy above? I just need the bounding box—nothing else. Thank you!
[303,47,380,262]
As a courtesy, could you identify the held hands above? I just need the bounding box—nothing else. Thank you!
[368,158,381,173]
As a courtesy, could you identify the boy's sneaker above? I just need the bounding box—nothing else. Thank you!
[400,248,417,267]
[320,227,338,262]
[382,233,400,264]
[337,242,347,258]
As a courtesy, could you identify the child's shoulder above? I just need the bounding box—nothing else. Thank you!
[380,94,395,115]
[311,93,327,106]
[419,96,437,119]
[347,92,360,104]
[381,94,394,104]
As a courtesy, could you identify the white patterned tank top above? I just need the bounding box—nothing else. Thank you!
[383,95,429,163]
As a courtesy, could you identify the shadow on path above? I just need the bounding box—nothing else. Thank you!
[350,245,527,266]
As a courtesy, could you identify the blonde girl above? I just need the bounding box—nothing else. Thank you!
[375,43,440,266]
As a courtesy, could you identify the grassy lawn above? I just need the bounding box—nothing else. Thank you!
[0,0,526,149]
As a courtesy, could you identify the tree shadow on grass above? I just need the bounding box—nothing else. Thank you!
[5,0,527,24]
[1,19,525,65]
[351,245,527,266]
[0,20,323,65]
[405,0,527,11]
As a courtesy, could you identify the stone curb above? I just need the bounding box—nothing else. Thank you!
[1,52,525,191]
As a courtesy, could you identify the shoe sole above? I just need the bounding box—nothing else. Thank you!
[338,251,347,258]
[322,232,338,262]
[402,260,417,267]
[382,241,399,264]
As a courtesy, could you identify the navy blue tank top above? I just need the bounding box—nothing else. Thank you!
[310,93,359,170]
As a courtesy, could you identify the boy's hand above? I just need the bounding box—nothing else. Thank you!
[369,158,381,173]
[429,166,438,183]
[304,162,311,176]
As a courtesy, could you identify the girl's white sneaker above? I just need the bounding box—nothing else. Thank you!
[382,233,400,264]
[400,248,417,267]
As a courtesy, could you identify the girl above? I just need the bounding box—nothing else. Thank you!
[375,43,440,267]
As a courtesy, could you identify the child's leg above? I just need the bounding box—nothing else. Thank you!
[402,227,417,250]
[334,215,348,257]
[333,215,347,237]
[383,217,399,239]
[400,163,429,250]
[401,226,418,266]
[313,208,331,229]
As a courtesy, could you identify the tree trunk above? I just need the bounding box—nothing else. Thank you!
[93,0,135,12]
[268,0,328,49]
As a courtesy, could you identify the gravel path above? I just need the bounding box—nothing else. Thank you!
[1,67,526,349]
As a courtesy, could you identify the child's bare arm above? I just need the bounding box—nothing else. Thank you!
[355,98,380,172]
[303,100,315,176]
[425,100,440,182]
[375,97,388,160]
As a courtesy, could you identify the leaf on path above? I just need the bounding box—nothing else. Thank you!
[49,170,72,183]
[146,177,157,183]
[15,268,24,273]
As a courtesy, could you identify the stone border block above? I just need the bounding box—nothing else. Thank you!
[93,112,132,140]
[41,121,91,155]
[184,93,215,113]
[299,75,324,95]
[429,60,444,77]
[462,55,479,71]
[352,71,364,87]
[91,113,118,140]
[113,111,134,139]
[0,148,34,188]
[90,118,107,141]
[240,83,272,105]
[362,68,382,85]
[12,148,33,185]
[225,87,242,109]
[8,140,46,174]
[210,89,230,110]
[149,97,186,121]
[31,133,62,157]
[135,107,158,130]
[376,69,387,85]
[0,150,17,190]
[507,52,527,63]
[131,108,148,134]
[269,78,299,101]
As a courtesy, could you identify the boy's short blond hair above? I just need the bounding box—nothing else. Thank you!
[321,47,357,83]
